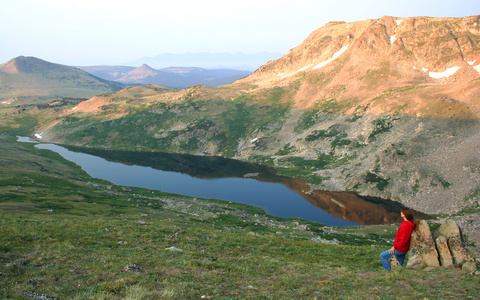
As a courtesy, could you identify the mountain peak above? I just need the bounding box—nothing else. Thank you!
[0,56,74,75]
[238,15,480,87]
[138,63,155,71]
[232,15,480,117]
[116,64,160,83]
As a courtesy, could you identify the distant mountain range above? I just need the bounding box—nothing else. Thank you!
[78,64,252,89]
[0,56,254,102]
[132,52,283,71]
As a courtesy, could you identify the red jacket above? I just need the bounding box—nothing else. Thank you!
[393,220,416,252]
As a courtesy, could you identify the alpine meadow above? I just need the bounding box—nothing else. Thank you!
[1,15,480,299]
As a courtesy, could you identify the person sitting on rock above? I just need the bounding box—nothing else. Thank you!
[380,207,417,271]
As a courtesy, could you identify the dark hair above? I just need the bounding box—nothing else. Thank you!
[401,207,414,221]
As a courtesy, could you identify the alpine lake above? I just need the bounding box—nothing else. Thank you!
[18,137,408,227]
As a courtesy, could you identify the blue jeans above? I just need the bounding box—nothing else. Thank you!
[380,249,407,271]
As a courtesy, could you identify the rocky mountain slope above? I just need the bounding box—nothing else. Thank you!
[0,56,124,103]
[37,16,480,219]
[233,15,480,119]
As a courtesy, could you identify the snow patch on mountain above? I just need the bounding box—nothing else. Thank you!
[282,64,313,78]
[313,45,349,70]
[390,35,397,44]
[429,66,460,79]
[473,64,480,74]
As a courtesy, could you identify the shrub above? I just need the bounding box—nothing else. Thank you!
[365,171,390,191]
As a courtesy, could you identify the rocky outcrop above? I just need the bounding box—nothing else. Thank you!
[434,220,477,273]
[406,220,440,268]
[407,220,477,274]
[435,236,454,268]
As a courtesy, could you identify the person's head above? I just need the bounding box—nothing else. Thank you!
[401,207,414,221]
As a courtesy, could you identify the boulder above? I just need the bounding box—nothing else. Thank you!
[407,220,440,268]
[433,220,461,240]
[447,236,474,267]
[402,219,477,273]
[434,220,476,270]
[435,236,453,268]
[407,232,428,269]
[462,261,478,275]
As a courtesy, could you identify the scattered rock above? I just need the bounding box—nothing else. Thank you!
[124,265,145,274]
[389,256,401,269]
[136,221,147,225]
[165,246,183,252]
[298,224,310,231]
[27,279,37,287]
[462,261,477,275]
[167,229,184,239]
[22,292,58,299]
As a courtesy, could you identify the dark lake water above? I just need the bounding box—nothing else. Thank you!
[19,137,408,226]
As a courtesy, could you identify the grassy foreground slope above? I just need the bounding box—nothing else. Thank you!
[1,135,479,299]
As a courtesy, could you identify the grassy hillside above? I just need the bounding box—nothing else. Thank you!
[1,135,479,299]
[39,86,480,217]
[0,56,124,103]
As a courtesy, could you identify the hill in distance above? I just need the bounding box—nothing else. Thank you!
[0,56,124,104]
[133,51,283,71]
[79,64,251,89]
[73,65,135,81]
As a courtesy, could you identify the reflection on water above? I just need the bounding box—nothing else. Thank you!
[60,146,426,225]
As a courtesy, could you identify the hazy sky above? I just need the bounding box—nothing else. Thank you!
[1,0,479,66]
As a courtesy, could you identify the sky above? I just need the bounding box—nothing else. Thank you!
[1,0,479,66]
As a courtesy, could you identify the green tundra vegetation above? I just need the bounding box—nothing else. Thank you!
[3,15,480,297]
[1,126,479,298]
